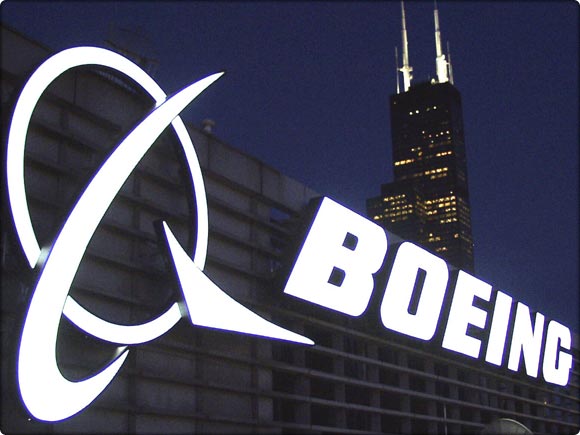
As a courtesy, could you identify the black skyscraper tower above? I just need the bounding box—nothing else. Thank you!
[367,2,474,272]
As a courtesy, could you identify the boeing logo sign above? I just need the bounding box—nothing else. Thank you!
[6,47,312,422]
[5,47,573,422]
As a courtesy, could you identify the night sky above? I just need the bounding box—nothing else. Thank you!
[1,2,578,331]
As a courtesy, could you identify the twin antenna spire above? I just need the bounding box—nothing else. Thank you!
[396,0,454,94]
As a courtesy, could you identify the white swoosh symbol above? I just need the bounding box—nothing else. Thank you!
[7,47,312,422]
[18,72,222,422]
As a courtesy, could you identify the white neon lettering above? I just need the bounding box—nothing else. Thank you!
[284,197,388,316]
[442,271,492,358]
[507,302,545,378]
[542,320,572,386]
[484,290,513,366]
[8,47,311,422]
[380,242,448,341]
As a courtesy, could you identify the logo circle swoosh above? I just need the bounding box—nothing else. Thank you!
[7,46,219,421]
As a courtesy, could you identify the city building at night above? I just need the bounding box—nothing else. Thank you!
[367,2,474,272]
[1,21,579,435]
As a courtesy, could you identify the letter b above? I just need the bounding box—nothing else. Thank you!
[284,197,387,316]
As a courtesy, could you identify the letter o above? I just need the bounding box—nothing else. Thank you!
[380,242,449,340]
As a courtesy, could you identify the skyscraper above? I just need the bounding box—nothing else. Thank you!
[367,1,474,272]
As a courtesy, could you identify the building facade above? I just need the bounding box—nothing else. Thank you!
[367,81,474,272]
[367,3,474,273]
[2,25,579,435]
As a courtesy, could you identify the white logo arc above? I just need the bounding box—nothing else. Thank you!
[7,47,312,422]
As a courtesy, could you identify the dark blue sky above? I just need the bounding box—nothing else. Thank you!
[1,1,578,330]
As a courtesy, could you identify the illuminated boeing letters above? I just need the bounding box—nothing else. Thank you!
[5,46,573,423]
[284,198,573,386]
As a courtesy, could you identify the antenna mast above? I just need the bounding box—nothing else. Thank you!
[395,46,400,94]
[447,41,454,84]
[399,1,413,92]
[434,0,449,84]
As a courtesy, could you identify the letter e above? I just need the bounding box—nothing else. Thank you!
[442,271,492,358]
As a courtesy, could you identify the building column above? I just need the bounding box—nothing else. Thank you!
[367,344,381,432]
[397,352,412,433]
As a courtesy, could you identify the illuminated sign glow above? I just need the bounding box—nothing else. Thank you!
[284,198,573,387]
[6,47,311,422]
